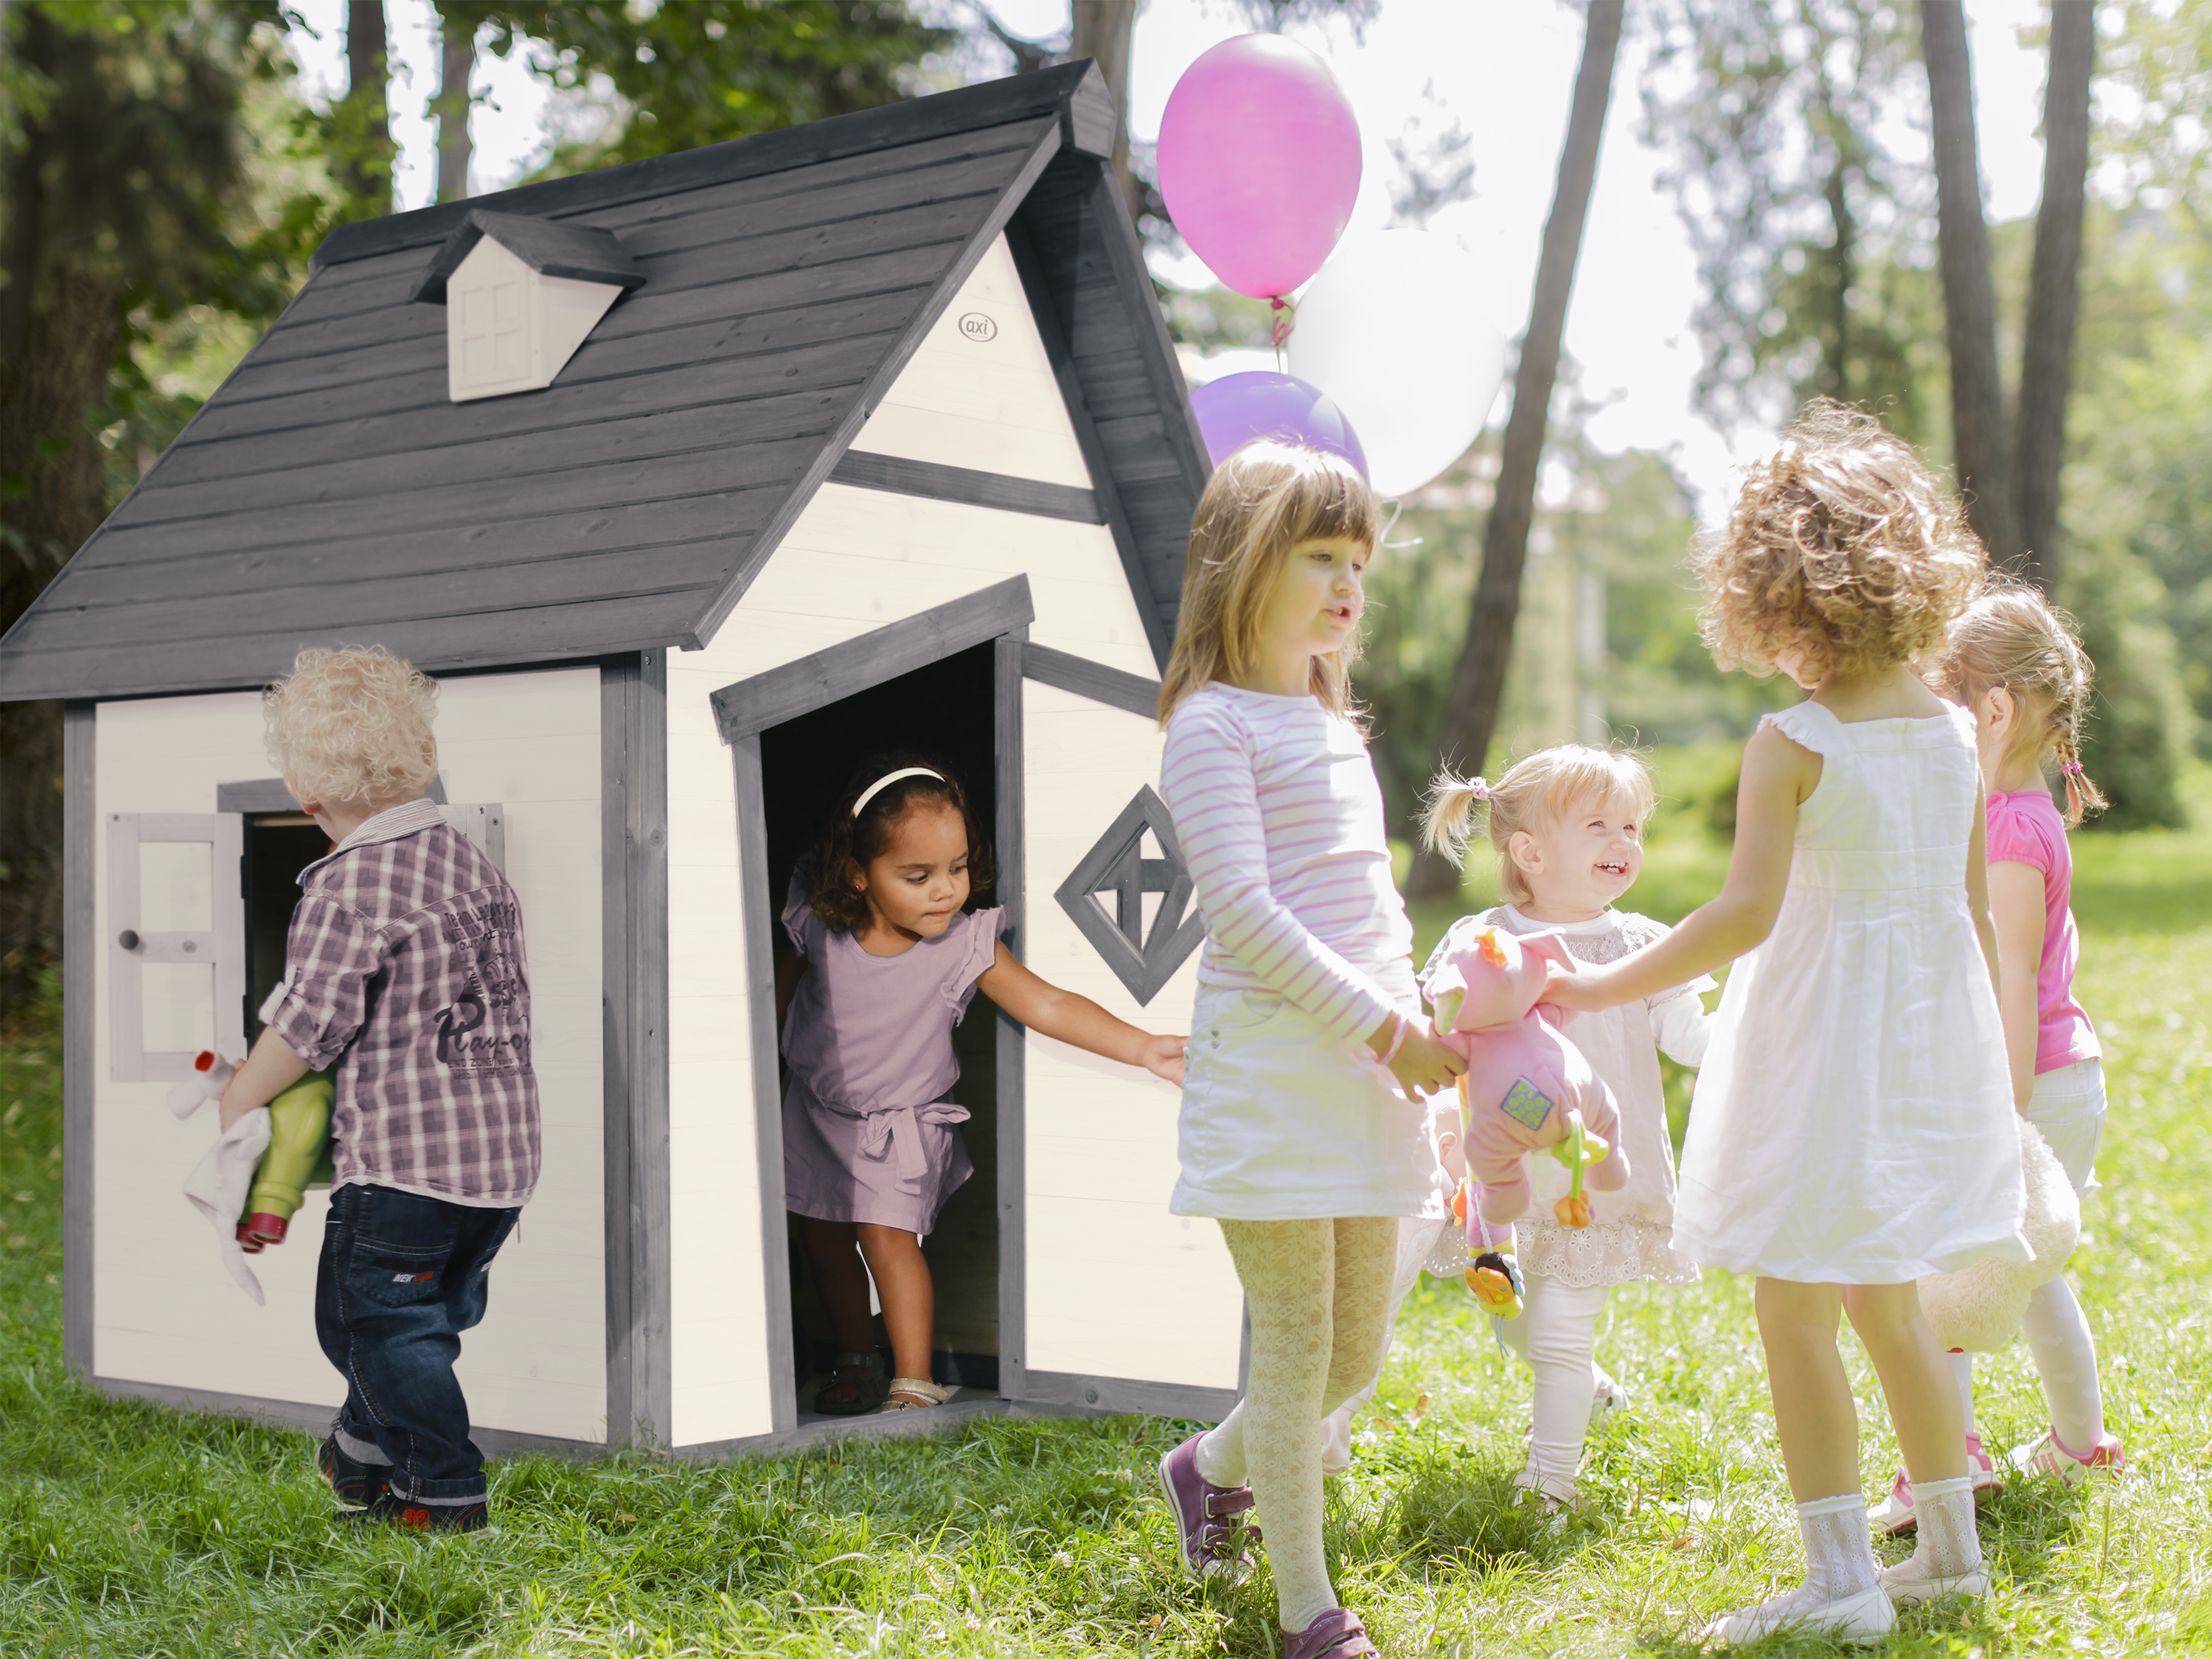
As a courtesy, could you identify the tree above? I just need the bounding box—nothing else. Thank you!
[1408,0,1626,901]
[2014,0,2094,589]
[333,0,393,215]
[1920,0,2023,567]
[0,0,291,1015]
[432,1,473,203]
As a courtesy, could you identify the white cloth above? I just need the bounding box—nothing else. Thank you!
[1160,683,1415,1046]
[181,1107,272,1304]
[1172,964,1442,1220]
[1674,701,2031,1282]
[2024,1057,2106,1195]
[1432,905,1713,1287]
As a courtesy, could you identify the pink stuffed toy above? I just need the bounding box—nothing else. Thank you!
[1425,925,1630,1231]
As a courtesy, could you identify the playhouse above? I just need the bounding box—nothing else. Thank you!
[0,63,1248,1458]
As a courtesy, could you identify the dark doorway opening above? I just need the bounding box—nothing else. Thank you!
[758,641,1003,1418]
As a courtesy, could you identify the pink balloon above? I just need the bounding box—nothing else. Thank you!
[1157,35,1362,300]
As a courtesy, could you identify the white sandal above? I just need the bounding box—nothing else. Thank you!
[876,1377,950,1411]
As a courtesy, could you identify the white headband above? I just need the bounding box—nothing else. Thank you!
[851,766,944,818]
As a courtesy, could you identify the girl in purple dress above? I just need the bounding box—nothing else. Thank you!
[778,754,1187,1414]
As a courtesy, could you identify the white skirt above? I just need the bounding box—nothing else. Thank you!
[1171,963,1447,1222]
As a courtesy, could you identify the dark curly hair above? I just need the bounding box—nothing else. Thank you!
[806,751,994,933]
[1698,400,1986,680]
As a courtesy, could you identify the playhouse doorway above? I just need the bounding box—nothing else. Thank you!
[757,641,1004,1418]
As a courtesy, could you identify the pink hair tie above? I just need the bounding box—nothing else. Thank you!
[1467,776,1492,801]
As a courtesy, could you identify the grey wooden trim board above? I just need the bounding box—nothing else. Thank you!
[601,653,672,1450]
[312,63,1116,271]
[215,773,448,813]
[63,701,95,1379]
[90,1377,605,1461]
[992,634,1030,1405]
[1017,642,1161,720]
[1020,1370,1239,1422]
[673,1397,1012,1461]
[686,122,1067,649]
[1002,215,1174,674]
[709,574,1035,743]
[827,451,1103,524]
[731,731,800,1436]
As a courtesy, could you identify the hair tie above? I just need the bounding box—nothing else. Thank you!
[2062,759,2083,776]
[1467,776,1492,801]
[852,766,942,818]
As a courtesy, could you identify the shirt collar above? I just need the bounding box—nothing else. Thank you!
[1499,902,1621,936]
[298,796,445,885]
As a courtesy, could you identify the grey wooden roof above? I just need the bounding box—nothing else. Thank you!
[410,209,648,304]
[0,62,1208,703]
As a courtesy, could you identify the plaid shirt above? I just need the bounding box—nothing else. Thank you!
[265,798,540,1208]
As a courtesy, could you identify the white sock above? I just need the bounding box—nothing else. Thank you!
[1797,1492,1880,1601]
[1887,1475,1983,1590]
[2023,1275,2106,1454]
[1949,1349,1977,1439]
[1195,1409,1245,1486]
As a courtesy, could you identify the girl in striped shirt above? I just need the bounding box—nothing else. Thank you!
[1153,442,1464,1659]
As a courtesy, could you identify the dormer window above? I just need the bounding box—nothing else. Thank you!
[410,209,647,403]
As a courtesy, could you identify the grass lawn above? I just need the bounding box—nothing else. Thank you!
[4,764,2210,1655]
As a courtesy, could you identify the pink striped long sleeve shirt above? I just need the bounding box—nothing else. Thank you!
[1159,683,1414,1044]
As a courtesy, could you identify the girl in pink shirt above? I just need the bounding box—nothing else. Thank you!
[1920,582,2124,1500]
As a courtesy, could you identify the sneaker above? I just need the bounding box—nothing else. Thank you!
[1869,1433,2003,1536]
[1589,1371,1631,1427]
[1701,1584,1894,1646]
[2010,1426,2126,1485]
[340,1490,490,1533]
[1157,1431,1261,1584]
[316,1436,390,1508]
[1284,1607,1380,1659]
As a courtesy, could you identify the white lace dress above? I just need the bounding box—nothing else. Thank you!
[1675,700,2030,1281]
[1420,906,1714,1288]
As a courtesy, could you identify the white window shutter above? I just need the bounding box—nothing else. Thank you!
[108,813,246,1082]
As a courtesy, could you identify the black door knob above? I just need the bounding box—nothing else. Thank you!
[117,930,140,950]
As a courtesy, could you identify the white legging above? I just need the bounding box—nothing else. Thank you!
[1491,1273,1612,1500]
[1953,1273,2106,1453]
[1194,1217,1397,1635]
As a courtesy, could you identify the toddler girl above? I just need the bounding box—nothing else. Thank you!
[1155,441,1463,1659]
[779,755,1184,1414]
[1904,582,2120,1500]
[1421,745,1712,1509]
[1546,404,2029,1644]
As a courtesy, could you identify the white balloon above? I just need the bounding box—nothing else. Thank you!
[1286,228,1508,498]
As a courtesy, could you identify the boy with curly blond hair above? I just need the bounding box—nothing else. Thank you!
[218,645,538,1533]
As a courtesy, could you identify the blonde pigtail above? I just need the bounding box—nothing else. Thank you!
[1420,772,1492,867]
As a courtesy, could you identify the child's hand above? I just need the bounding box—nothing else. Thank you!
[1388,1021,1466,1100]
[1138,1034,1187,1086]
[1539,958,1613,1012]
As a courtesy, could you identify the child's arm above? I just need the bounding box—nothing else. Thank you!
[217,1027,312,1133]
[1547,723,1818,1011]
[976,944,1187,1084]
[1964,782,2004,1005]
[1987,863,2045,1106]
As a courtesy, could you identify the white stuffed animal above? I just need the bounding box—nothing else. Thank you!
[1919,1115,2079,1352]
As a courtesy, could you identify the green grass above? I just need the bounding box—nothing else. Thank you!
[5,768,2212,1655]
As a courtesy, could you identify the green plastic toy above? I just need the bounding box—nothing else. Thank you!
[236,1071,336,1251]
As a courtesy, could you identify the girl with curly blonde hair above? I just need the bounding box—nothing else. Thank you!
[1547,404,2028,1642]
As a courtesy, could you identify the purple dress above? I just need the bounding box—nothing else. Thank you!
[780,880,1007,1235]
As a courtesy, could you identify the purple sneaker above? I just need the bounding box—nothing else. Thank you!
[1284,1608,1379,1659]
[1158,1430,1261,1582]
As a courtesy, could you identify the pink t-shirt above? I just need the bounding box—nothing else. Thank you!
[1985,787,2100,1074]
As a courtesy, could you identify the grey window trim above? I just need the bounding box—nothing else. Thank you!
[107,812,247,1082]
[828,451,1104,525]
[215,773,449,813]
[63,702,95,1379]
[992,633,1029,1406]
[1049,785,1206,1007]
[1017,641,1160,720]
[602,651,671,1450]
[709,574,1036,745]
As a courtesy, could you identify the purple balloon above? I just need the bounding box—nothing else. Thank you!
[1158,35,1363,299]
[1189,372,1369,478]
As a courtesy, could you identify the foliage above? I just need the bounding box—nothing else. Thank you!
[2098,0,2212,234]
[465,2,954,175]
[8,774,2212,1650]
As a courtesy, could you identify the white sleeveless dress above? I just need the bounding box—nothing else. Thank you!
[1672,700,2031,1283]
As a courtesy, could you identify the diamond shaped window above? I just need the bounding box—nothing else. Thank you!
[1051,785,1206,1005]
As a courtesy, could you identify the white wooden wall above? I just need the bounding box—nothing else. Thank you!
[90,667,606,1444]
[663,231,1234,1444]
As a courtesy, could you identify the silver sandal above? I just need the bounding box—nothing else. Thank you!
[875,1376,950,1411]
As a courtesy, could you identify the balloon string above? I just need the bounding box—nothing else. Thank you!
[1270,294,1295,360]
[1380,496,1422,550]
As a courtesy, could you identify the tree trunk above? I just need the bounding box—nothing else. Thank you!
[1920,0,2023,566]
[339,0,393,214]
[1823,157,1855,403]
[1071,0,1141,225]
[2014,0,2094,594]
[434,4,474,204]
[1406,0,1625,902]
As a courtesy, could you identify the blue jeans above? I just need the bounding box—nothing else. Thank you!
[315,1183,518,1505]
